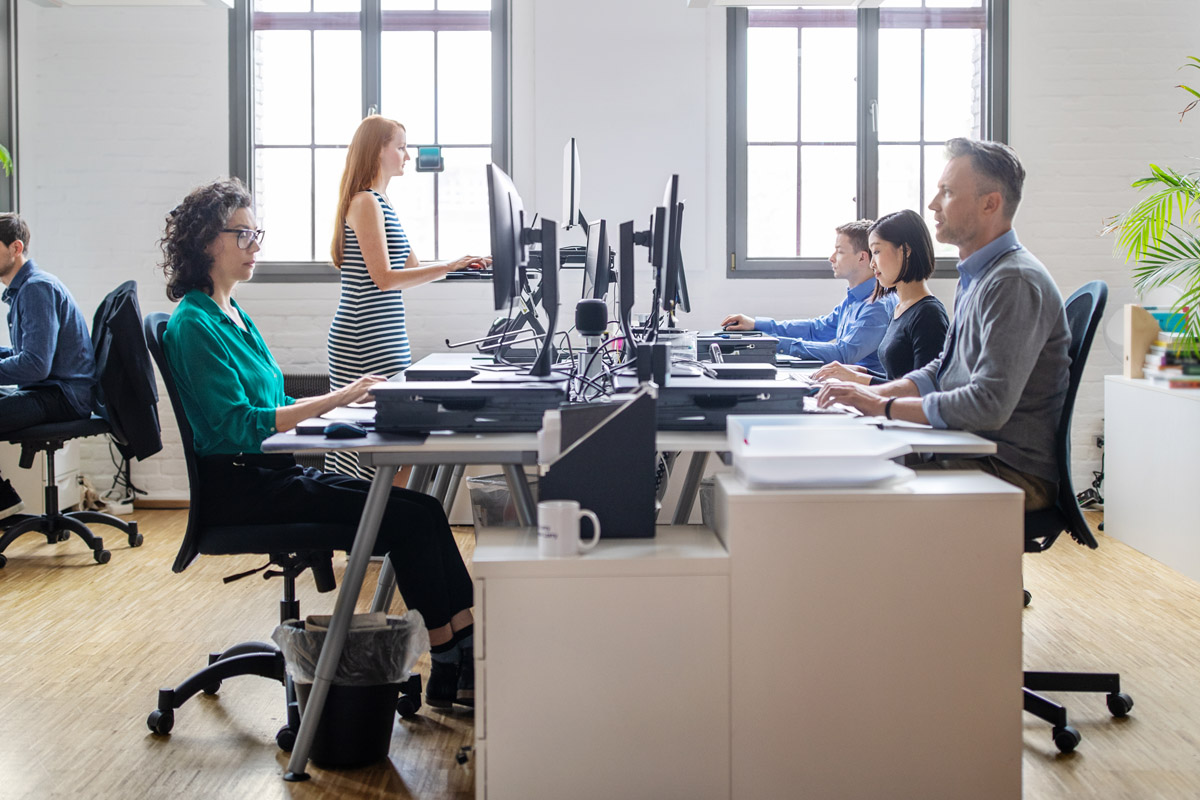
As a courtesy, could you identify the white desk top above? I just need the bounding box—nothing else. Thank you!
[473,524,729,579]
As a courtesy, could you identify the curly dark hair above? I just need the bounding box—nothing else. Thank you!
[159,178,252,301]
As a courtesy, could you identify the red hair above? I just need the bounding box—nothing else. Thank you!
[331,115,404,266]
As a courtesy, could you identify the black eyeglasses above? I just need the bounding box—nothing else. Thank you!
[221,228,266,250]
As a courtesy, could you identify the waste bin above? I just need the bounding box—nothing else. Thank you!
[467,472,538,528]
[273,611,429,768]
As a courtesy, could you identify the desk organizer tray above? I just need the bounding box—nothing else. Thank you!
[697,332,780,363]
[730,426,913,489]
[614,376,819,431]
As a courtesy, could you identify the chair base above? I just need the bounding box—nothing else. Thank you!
[0,510,141,568]
[1023,670,1133,753]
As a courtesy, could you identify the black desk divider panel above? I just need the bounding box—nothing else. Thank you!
[539,388,657,539]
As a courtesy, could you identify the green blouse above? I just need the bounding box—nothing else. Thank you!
[164,290,295,457]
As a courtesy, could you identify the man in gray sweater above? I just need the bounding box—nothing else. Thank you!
[816,138,1070,510]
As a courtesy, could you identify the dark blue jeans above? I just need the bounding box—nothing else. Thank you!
[0,385,84,482]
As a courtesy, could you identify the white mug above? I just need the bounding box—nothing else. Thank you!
[537,499,601,558]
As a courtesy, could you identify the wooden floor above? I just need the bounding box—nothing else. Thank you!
[0,509,1197,799]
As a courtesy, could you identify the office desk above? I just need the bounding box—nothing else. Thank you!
[262,420,997,783]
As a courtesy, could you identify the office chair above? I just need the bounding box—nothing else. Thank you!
[0,282,157,568]
[1022,280,1133,753]
[142,313,420,749]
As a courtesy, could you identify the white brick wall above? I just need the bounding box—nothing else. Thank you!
[13,0,1200,498]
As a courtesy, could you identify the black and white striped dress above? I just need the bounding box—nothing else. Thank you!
[326,189,412,479]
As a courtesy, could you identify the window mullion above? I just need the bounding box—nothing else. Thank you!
[857,6,879,222]
[363,0,382,117]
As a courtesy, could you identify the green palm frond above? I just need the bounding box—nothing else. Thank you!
[1108,166,1200,260]
[0,144,11,178]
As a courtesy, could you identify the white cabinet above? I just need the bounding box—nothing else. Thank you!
[472,526,731,800]
[0,439,81,514]
[1105,376,1200,582]
[716,471,1024,800]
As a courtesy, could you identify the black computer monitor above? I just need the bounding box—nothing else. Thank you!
[562,137,584,231]
[656,175,688,315]
[618,220,637,359]
[582,219,610,300]
[661,196,690,315]
[487,163,526,311]
[530,219,560,377]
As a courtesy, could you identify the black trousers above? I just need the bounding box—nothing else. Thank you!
[199,455,473,630]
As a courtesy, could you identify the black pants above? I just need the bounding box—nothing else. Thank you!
[199,455,473,630]
[0,385,86,482]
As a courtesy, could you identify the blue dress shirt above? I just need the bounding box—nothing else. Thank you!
[753,277,894,373]
[908,229,1023,428]
[0,259,96,417]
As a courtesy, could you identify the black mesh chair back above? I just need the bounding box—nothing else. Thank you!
[1025,280,1107,554]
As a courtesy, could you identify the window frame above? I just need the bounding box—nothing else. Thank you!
[229,0,510,283]
[726,2,1008,280]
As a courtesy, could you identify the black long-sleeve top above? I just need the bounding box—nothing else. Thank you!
[867,295,949,384]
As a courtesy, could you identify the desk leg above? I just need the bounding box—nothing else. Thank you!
[443,464,465,517]
[284,463,399,782]
[430,465,453,511]
[671,452,708,525]
[503,463,535,527]
[370,464,436,614]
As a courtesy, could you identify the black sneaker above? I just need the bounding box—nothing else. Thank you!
[456,657,475,708]
[0,479,23,521]
[426,658,459,709]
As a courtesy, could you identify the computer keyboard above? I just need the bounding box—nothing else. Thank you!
[443,269,493,280]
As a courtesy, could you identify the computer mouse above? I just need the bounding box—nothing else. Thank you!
[324,421,368,439]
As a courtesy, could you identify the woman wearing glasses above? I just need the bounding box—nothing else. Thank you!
[160,178,476,709]
[327,115,488,480]
[812,209,948,387]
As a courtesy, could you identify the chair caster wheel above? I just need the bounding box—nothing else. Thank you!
[1052,725,1080,753]
[148,709,174,735]
[202,681,221,696]
[1107,692,1134,717]
[58,531,70,543]
[1023,589,1031,607]
[276,725,297,752]
[129,532,144,547]
[94,549,111,564]
[397,694,422,719]
[0,554,6,569]
[455,746,472,765]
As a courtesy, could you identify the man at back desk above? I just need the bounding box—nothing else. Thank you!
[816,139,1070,511]
[720,219,894,373]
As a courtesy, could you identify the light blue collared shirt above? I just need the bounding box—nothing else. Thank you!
[754,277,895,372]
[909,230,1022,427]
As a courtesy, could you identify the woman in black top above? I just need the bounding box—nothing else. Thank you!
[814,209,948,385]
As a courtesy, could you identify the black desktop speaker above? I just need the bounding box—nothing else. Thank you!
[575,298,607,336]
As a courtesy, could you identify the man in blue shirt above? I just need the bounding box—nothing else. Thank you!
[720,220,894,373]
[0,214,96,518]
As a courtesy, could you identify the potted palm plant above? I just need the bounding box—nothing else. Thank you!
[0,143,11,178]
[1106,56,1200,356]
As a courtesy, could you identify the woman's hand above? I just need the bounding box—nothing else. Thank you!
[337,374,388,405]
[815,381,887,416]
[813,361,871,384]
[446,255,492,273]
[719,313,754,331]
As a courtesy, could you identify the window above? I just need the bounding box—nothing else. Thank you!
[231,0,509,281]
[727,0,1007,277]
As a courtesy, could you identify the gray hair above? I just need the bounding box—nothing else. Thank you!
[945,138,1026,219]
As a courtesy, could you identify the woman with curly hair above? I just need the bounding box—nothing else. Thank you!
[327,115,488,480]
[160,177,475,709]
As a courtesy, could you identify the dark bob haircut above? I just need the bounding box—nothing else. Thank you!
[159,178,252,302]
[868,209,936,302]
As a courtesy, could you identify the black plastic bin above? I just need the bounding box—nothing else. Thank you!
[272,612,429,769]
[294,681,403,768]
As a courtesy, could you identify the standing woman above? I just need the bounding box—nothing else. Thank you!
[161,178,476,708]
[328,115,486,479]
[813,209,948,386]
